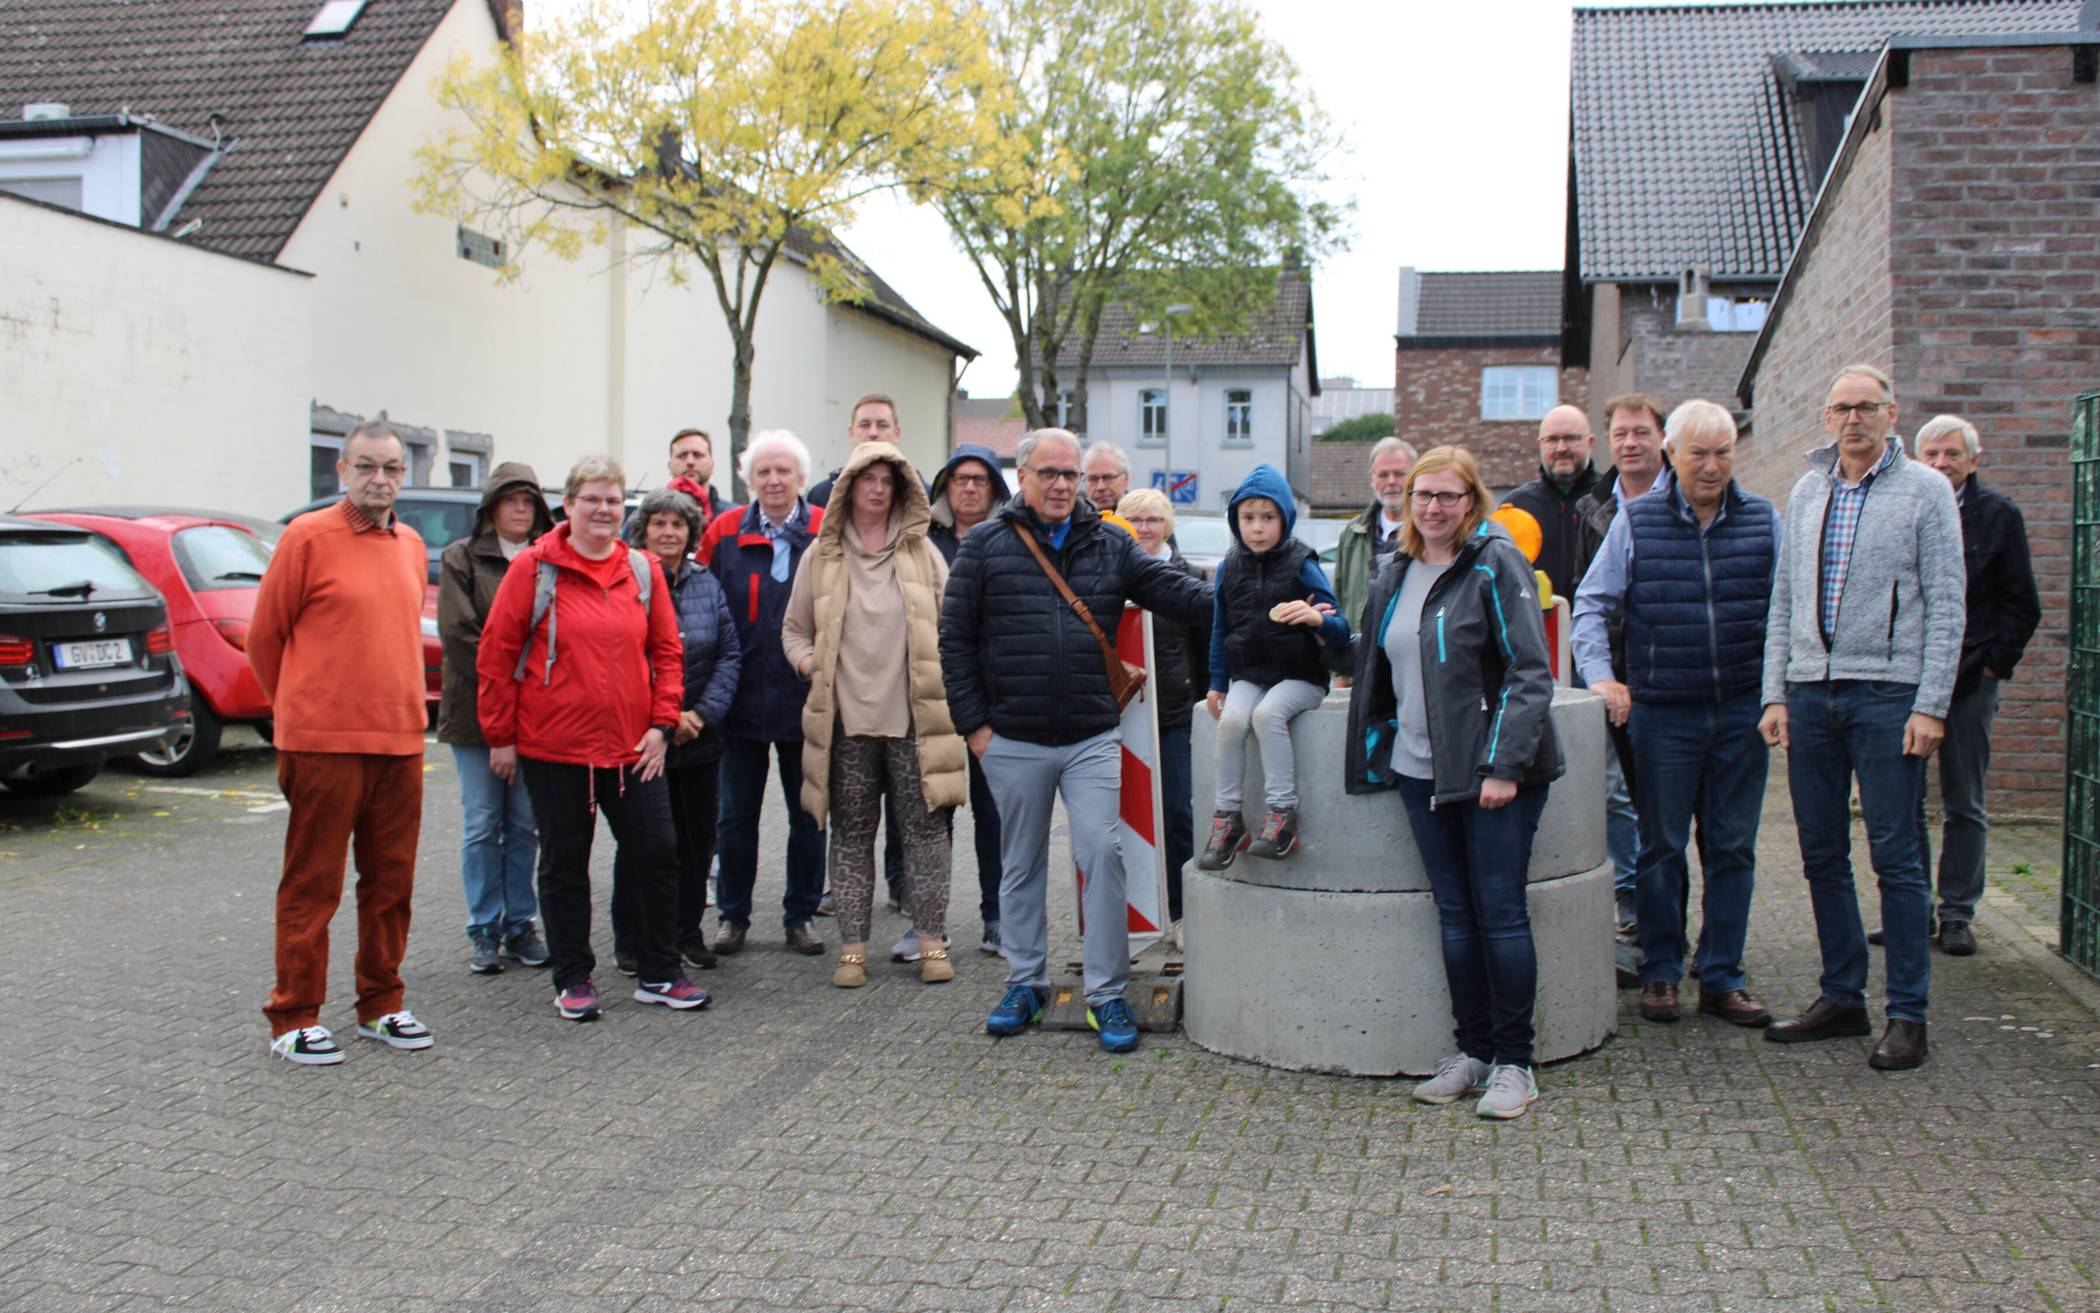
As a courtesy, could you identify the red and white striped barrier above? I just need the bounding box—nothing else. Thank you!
[1073,604,1167,954]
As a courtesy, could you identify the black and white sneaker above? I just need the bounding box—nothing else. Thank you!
[355,1010,434,1050]
[270,1025,345,1066]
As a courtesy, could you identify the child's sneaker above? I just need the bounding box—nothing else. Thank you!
[1246,808,1300,860]
[1194,810,1250,870]
[269,1025,344,1066]
[355,1010,434,1050]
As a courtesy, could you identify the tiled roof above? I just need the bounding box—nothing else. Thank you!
[954,415,1024,458]
[1406,270,1562,338]
[1054,271,1313,370]
[1570,0,2081,284]
[0,0,460,262]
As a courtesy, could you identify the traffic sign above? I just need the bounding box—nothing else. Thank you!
[1150,470,1200,505]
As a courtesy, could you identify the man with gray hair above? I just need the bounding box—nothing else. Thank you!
[252,419,435,1063]
[1759,364,1964,1071]
[1877,414,2039,957]
[1082,441,1132,515]
[941,428,1211,1053]
[1574,401,1780,1027]
[1331,434,1416,630]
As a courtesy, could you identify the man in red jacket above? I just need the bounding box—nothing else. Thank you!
[251,420,433,1065]
[476,456,710,1021]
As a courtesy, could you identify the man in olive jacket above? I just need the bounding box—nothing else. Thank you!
[940,428,1211,1053]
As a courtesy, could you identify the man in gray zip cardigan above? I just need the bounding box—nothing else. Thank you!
[1756,363,1965,1071]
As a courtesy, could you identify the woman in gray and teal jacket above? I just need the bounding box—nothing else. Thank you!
[1342,445,1561,1120]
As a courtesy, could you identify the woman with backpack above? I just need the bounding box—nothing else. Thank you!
[475,456,710,1022]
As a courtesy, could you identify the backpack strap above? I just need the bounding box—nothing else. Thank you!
[628,548,652,612]
[513,560,560,685]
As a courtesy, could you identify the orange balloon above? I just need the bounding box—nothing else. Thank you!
[1489,505,1543,564]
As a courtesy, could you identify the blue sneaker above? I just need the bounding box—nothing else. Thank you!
[985,984,1045,1037]
[1087,998,1140,1053]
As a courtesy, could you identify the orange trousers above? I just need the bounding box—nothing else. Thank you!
[263,751,423,1033]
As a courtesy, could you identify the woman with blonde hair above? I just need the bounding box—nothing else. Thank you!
[1342,445,1563,1119]
[784,442,967,987]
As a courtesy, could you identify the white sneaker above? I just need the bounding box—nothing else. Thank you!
[1411,1054,1490,1105]
[270,1025,344,1066]
[1475,1064,1538,1120]
[355,1010,434,1050]
[892,930,947,962]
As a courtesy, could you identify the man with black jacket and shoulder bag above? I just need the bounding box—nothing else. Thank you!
[940,428,1211,1054]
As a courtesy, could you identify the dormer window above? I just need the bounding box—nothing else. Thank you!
[304,0,369,38]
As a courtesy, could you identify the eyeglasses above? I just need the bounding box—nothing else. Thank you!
[570,495,623,510]
[1125,515,1167,528]
[1083,472,1124,485]
[948,473,991,488]
[350,462,408,479]
[1539,434,1590,448]
[1825,402,1891,419]
[1411,490,1472,508]
[1025,466,1081,485]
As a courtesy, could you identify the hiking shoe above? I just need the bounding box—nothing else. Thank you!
[555,980,601,1022]
[677,934,720,971]
[502,925,550,968]
[269,1025,344,1066]
[613,946,639,977]
[1939,921,1977,956]
[985,984,1045,1036]
[1246,809,1300,860]
[1411,1054,1491,1105]
[1194,810,1249,870]
[785,922,825,955]
[1475,1064,1538,1120]
[979,919,1003,956]
[634,976,710,1010]
[713,923,747,955]
[355,1010,434,1050]
[1088,998,1141,1053]
[469,932,505,975]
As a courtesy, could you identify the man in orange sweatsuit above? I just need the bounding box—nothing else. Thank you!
[250,420,434,1065]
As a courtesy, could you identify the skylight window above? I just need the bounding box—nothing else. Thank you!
[304,0,369,38]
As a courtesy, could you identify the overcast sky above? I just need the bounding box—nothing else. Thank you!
[840,0,1773,399]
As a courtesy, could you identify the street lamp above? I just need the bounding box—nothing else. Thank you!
[1162,303,1193,500]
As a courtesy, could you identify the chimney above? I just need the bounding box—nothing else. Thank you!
[1675,267,1712,331]
[1396,266,1421,337]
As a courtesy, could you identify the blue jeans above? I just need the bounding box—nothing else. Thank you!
[716,736,824,929]
[1160,724,1192,922]
[1628,696,1766,992]
[1397,777,1548,1066]
[452,744,538,940]
[1785,680,1930,1022]
[1605,746,1638,895]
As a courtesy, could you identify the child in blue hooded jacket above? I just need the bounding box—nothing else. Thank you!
[1197,464,1351,865]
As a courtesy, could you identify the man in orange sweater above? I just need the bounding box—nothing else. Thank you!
[250,421,434,1065]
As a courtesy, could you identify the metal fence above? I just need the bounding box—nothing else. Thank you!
[2065,391,2100,980]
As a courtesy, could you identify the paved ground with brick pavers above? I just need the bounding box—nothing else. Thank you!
[3,731,2097,1313]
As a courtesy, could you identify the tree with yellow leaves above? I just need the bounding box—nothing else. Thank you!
[415,0,1013,484]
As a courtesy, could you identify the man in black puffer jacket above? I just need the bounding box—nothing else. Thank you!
[942,428,1211,1053]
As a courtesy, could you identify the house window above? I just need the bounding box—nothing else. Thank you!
[449,454,485,488]
[0,177,83,210]
[1140,389,1167,443]
[1706,297,1770,333]
[309,435,345,501]
[1225,389,1253,443]
[1053,388,1081,432]
[1480,366,1558,421]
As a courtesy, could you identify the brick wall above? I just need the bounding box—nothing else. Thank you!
[1744,44,2095,815]
[1621,288,1762,413]
[1392,342,1589,489]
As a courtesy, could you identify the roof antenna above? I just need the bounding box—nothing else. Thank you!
[206,111,226,149]
[7,458,80,514]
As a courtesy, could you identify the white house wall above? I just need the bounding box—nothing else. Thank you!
[0,194,310,517]
[1090,368,1301,515]
[816,306,955,480]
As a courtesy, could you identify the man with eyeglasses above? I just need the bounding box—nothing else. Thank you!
[1504,405,1604,605]
[940,428,1212,1053]
[251,420,435,1065]
[1758,363,1964,1071]
[1082,442,1131,515]
[1331,436,1417,637]
[927,442,1013,956]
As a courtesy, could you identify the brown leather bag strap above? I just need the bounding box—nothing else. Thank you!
[1013,522,1120,668]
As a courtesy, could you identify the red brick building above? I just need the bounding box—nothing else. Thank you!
[1739,33,2098,816]
[1394,268,1589,491]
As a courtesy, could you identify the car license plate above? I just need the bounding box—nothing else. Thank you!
[53,639,133,669]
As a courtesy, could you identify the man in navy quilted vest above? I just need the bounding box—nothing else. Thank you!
[1572,400,1780,1030]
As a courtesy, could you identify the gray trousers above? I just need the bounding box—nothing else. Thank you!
[1913,676,2000,926]
[1213,678,1326,813]
[979,729,1129,1006]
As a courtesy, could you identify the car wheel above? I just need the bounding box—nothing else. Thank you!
[1,762,101,798]
[132,702,224,777]
[255,719,273,746]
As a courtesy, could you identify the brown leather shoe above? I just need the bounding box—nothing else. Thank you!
[1764,996,1872,1044]
[1697,988,1772,1028]
[1637,981,1679,1023]
[712,923,747,956]
[1869,1018,1928,1070]
[785,921,826,956]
